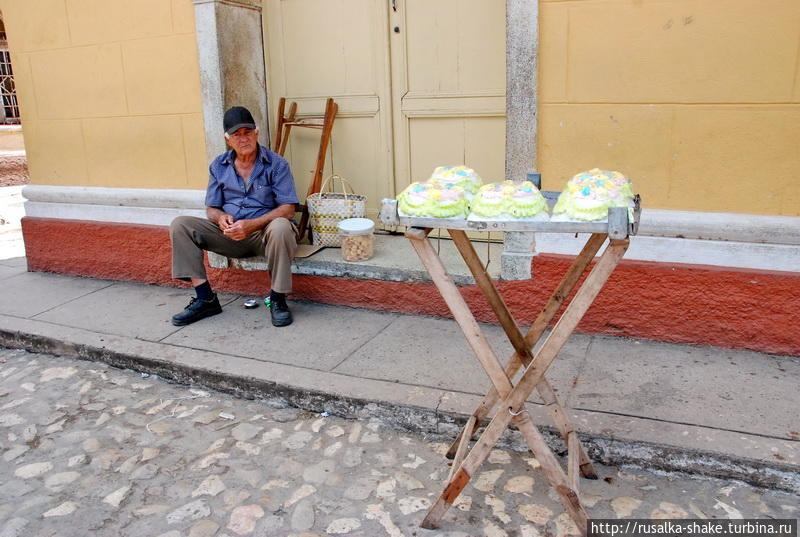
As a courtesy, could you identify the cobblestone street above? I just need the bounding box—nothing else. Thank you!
[0,348,797,537]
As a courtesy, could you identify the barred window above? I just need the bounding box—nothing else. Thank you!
[0,15,19,124]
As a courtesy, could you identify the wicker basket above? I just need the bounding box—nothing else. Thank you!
[306,175,367,247]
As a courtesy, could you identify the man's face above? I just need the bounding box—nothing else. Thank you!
[227,127,258,157]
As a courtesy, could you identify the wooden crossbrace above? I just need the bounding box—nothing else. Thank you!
[274,98,297,156]
[282,117,326,128]
[405,228,629,534]
[445,231,605,479]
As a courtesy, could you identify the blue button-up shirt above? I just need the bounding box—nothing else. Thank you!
[205,145,299,221]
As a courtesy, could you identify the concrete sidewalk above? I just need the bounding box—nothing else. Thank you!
[0,254,798,493]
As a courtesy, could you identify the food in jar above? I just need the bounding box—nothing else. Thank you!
[341,234,374,262]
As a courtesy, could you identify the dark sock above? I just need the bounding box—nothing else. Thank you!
[195,281,214,301]
[269,290,286,305]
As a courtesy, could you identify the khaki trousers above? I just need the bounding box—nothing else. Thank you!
[170,215,297,293]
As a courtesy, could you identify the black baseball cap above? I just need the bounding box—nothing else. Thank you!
[223,106,256,135]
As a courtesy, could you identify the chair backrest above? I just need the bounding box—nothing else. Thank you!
[273,97,338,242]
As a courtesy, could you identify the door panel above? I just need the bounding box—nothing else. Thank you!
[409,116,506,183]
[404,0,506,96]
[277,0,378,96]
[392,0,506,193]
[263,0,393,219]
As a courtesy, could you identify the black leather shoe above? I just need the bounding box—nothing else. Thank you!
[171,295,222,326]
[270,298,293,327]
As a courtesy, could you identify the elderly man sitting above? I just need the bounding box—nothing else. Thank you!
[170,106,298,327]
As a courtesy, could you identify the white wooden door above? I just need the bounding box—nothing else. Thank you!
[263,0,395,219]
[263,0,506,217]
[389,0,507,193]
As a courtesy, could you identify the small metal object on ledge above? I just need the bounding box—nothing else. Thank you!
[379,194,642,238]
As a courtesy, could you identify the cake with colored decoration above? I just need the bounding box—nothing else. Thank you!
[551,168,634,222]
[468,180,549,221]
[429,165,483,196]
[397,180,469,218]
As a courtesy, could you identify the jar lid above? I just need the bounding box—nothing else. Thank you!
[338,218,375,235]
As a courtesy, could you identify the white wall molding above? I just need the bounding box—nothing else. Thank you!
[535,233,800,273]
[21,185,800,272]
[638,209,800,246]
[23,185,206,227]
[23,185,205,209]
[23,203,205,227]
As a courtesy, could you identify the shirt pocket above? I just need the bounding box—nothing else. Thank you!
[248,180,275,208]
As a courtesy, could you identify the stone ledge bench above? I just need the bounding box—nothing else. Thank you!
[207,233,503,286]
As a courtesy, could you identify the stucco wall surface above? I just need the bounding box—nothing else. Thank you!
[538,0,800,216]
[0,0,208,190]
[2,0,799,217]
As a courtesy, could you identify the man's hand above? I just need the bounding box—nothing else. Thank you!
[216,213,234,231]
[222,218,256,241]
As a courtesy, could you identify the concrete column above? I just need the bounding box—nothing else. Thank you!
[193,0,268,162]
[501,0,539,280]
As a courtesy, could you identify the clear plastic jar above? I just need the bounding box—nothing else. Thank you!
[338,218,375,262]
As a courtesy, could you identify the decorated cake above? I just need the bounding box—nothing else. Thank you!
[429,165,483,196]
[396,180,469,218]
[468,180,549,221]
[552,169,634,222]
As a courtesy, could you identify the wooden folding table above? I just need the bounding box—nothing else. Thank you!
[378,194,641,535]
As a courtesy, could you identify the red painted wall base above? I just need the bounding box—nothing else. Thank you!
[21,217,800,356]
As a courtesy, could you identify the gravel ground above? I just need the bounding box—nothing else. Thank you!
[1,348,798,537]
[0,155,28,187]
[0,155,30,187]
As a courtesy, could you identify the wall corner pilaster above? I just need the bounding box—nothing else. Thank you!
[193,0,268,162]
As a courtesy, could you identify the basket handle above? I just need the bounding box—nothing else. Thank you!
[319,174,357,199]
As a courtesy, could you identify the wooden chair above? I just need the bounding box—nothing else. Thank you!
[273,97,338,242]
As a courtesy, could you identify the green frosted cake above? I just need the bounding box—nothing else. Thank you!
[429,165,483,196]
[552,169,634,222]
[397,180,469,218]
[469,180,549,220]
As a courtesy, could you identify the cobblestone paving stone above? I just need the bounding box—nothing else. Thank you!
[0,348,797,537]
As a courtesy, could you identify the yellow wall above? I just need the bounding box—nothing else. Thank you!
[3,0,799,216]
[539,0,800,216]
[0,0,208,189]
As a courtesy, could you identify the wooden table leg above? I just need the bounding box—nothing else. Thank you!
[516,412,589,530]
[448,415,476,481]
[494,240,630,423]
[445,231,605,479]
[432,410,591,532]
[568,431,582,492]
[407,234,514,395]
[540,381,598,479]
[421,239,629,531]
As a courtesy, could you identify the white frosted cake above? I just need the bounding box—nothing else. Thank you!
[468,180,549,221]
[552,169,634,222]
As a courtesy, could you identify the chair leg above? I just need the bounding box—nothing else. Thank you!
[278,101,297,157]
[297,98,338,243]
[306,98,338,198]
[297,204,310,243]
[274,97,286,153]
